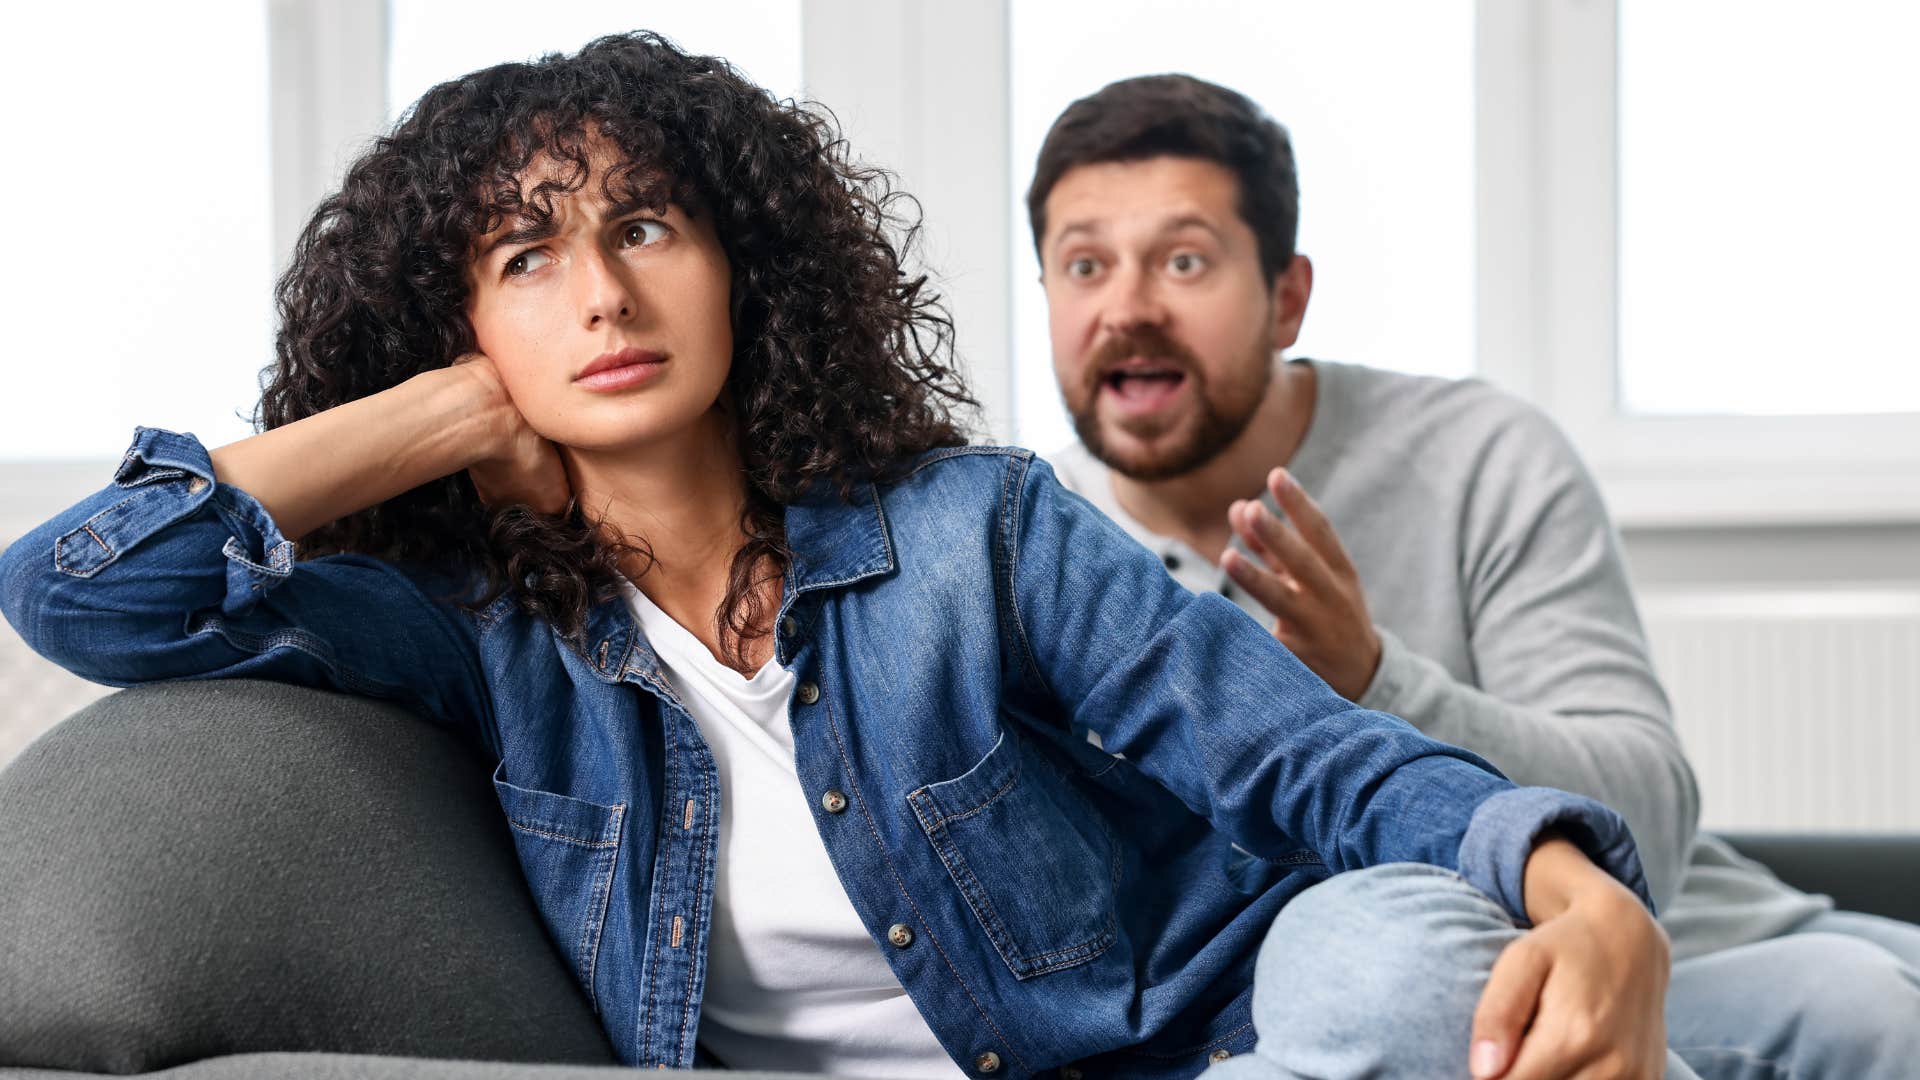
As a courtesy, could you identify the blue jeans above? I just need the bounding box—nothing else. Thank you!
[1666,909,1920,1079]
[1205,864,1700,1078]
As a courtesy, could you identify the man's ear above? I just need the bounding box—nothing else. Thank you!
[1270,254,1314,350]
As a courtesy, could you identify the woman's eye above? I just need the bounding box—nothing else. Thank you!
[621,220,669,247]
[504,249,552,278]
[1168,252,1206,276]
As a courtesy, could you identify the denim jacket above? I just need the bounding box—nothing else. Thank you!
[1,428,1648,1078]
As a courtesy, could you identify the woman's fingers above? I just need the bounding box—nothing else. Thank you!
[1471,936,1552,1078]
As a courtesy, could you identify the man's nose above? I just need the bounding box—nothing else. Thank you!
[1099,263,1168,332]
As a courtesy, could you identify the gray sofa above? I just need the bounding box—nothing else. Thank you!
[2,681,1916,1078]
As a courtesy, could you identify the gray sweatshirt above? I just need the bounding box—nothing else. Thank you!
[1050,359,1828,959]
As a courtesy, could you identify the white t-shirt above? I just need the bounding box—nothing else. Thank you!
[623,583,963,1078]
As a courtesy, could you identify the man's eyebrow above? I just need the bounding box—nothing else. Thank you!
[1048,213,1225,252]
[1160,214,1227,242]
[1049,221,1100,250]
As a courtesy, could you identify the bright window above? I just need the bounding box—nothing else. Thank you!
[1007,0,1475,453]
[0,2,274,460]
[387,0,805,122]
[1618,0,1920,417]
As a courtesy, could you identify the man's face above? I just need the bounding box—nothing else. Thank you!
[465,141,735,455]
[1040,156,1302,480]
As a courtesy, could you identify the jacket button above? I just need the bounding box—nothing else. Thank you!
[975,1051,1002,1074]
[1208,1049,1232,1064]
[797,682,820,705]
[887,923,914,948]
[781,615,798,637]
[821,789,848,814]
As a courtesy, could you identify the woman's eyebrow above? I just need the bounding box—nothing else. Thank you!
[479,219,558,258]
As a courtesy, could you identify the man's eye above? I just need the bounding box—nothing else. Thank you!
[504,250,552,278]
[1066,257,1099,279]
[621,220,669,247]
[1168,252,1205,276]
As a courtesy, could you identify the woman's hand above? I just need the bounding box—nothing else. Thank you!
[1470,837,1671,1078]
[453,354,573,515]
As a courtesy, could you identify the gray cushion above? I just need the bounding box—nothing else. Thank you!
[0,1051,822,1080]
[1718,831,1920,925]
[0,680,617,1072]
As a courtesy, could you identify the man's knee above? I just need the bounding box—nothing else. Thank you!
[1670,932,1920,1079]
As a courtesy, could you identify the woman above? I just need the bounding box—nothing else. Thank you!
[0,33,1679,1079]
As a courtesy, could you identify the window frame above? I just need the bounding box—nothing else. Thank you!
[1481,0,1920,526]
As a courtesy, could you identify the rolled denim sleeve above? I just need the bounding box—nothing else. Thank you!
[1459,787,1652,922]
[1001,454,1651,920]
[1,428,492,736]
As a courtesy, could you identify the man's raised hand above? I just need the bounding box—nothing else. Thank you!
[1220,467,1381,700]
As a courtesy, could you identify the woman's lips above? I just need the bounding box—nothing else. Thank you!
[575,348,668,392]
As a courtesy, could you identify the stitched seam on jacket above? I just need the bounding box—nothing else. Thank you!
[999,455,1048,693]
[676,749,718,1066]
[578,804,623,1011]
[821,695,1031,1075]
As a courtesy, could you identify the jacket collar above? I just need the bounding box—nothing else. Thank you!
[781,481,897,596]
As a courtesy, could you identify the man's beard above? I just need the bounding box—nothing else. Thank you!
[1067,324,1273,482]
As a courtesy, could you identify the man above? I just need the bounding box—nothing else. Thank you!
[1029,73,1920,1079]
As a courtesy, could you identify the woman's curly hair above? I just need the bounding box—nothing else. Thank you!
[259,31,976,664]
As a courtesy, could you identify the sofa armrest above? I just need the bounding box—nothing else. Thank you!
[0,680,617,1073]
[1716,831,1920,925]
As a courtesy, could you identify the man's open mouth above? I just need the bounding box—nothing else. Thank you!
[1104,366,1188,403]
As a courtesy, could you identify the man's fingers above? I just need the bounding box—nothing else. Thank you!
[1227,500,1287,574]
[1236,498,1339,598]
[1221,547,1307,625]
[1471,938,1551,1078]
[1268,468,1360,579]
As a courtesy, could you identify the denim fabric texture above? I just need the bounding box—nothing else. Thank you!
[1204,864,1700,1080]
[0,428,1651,1078]
[1665,909,1920,1079]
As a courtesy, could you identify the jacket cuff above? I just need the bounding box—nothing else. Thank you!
[64,429,295,615]
[55,428,222,578]
[1456,786,1655,925]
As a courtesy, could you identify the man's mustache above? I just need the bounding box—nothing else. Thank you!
[1082,328,1204,392]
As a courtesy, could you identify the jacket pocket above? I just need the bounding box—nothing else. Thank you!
[492,762,625,1010]
[907,730,1119,979]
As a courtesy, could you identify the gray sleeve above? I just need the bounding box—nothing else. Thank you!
[1355,408,1700,912]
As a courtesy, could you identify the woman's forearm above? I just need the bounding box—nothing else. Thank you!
[209,365,507,543]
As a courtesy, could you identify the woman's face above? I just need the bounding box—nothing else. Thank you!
[465,150,734,453]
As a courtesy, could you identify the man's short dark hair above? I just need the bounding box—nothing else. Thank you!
[1026,73,1299,283]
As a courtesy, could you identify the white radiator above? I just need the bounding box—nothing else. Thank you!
[1639,588,1920,832]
